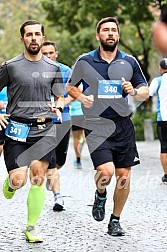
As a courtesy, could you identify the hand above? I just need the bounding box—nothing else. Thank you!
[55,109,62,123]
[121,77,134,95]
[48,104,62,123]
[83,95,94,108]
[0,113,10,130]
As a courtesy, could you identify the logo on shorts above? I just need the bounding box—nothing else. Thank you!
[134,157,139,162]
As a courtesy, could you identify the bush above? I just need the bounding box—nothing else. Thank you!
[131,111,157,141]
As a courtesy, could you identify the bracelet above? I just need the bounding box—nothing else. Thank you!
[56,107,63,113]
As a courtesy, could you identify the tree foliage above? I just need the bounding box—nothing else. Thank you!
[0,0,60,63]
[0,1,164,83]
[0,1,40,62]
[42,0,162,81]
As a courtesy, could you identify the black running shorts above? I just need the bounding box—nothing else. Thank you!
[84,117,140,169]
[0,128,5,145]
[49,121,71,168]
[157,121,167,153]
[71,115,85,131]
[4,136,56,172]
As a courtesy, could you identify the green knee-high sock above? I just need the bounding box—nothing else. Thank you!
[27,184,46,227]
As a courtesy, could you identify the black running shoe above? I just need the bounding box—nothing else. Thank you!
[162,174,167,184]
[108,220,125,236]
[92,190,107,221]
[53,195,65,211]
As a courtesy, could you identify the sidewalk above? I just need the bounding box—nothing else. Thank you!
[0,139,166,252]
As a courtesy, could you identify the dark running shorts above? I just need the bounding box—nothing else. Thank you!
[0,128,5,145]
[84,117,140,169]
[157,121,167,153]
[4,136,57,172]
[71,115,85,131]
[48,121,71,168]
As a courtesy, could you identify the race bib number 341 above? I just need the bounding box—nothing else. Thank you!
[5,120,30,142]
[98,80,122,99]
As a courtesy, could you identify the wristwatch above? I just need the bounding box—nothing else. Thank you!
[131,88,138,96]
[56,107,63,113]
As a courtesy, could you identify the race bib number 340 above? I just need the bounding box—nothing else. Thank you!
[98,80,122,99]
[5,120,30,142]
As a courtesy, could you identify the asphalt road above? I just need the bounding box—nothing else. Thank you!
[0,138,166,252]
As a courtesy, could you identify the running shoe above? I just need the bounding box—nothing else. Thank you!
[73,160,82,169]
[24,225,43,243]
[3,175,16,199]
[53,194,65,211]
[162,174,167,184]
[92,190,106,221]
[108,219,125,236]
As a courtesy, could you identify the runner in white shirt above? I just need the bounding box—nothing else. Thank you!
[149,58,167,183]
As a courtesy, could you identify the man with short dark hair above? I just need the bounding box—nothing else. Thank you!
[41,40,71,211]
[0,20,64,243]
[67,16,149,236]
[149,58,167,183]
